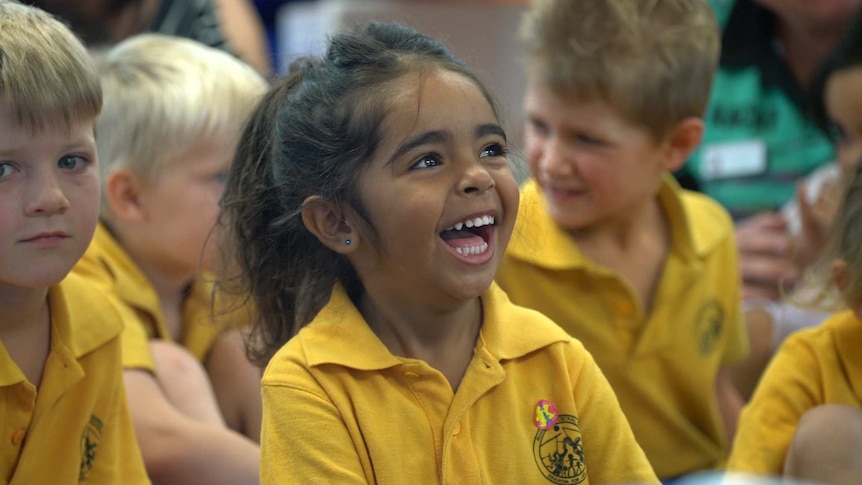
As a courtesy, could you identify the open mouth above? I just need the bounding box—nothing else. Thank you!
[439,215,494,257]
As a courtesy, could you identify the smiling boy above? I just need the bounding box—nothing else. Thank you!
[497,0,749,480]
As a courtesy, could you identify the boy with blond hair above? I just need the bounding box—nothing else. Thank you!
[71,34,267,485]
[497,0,748,479]
[0,1,149,483]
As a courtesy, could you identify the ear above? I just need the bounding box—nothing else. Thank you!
[831,259,850,294]
[301,195,360,254]
[660,117,704,172]
[104,168,147,223]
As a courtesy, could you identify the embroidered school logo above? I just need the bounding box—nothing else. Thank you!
[534,400,559,430]
[695,299,724,355]
[79,414,103,481]
[533,414,587,484]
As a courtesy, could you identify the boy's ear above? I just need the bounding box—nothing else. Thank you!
[105,168,147,223]
[661,117,704,172]
[301,195,360,254]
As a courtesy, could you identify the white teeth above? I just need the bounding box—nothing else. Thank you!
[445,215,496,231]
[455,242,489,256]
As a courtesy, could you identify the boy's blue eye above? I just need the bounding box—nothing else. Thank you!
[411,154,442,169]
[58,155,86,170]
[0,163,14,179]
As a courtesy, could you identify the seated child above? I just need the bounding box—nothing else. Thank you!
[219,21,660,484]
[496,0,748,479]
[0,1,148,483]
[727,160,862,484]
[71,33,267,485]
[733,12,862,399]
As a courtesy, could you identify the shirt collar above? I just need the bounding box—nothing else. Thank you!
[87,222,161,315]
[302,283,570,369]
[50,274,124,359]
[507,176,714,270]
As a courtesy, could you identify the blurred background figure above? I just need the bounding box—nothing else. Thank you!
[27,0,272,74]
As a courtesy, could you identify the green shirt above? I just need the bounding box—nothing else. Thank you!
[680,0,834,219]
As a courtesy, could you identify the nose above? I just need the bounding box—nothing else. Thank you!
[458,158,496,196]
[25,169,70,216]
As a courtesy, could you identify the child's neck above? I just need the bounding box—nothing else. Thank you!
[358,290,482,391]
[0,286,52,388]
[112,226,193,341]
[572,196,670,317]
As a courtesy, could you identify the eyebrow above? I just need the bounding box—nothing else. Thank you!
[385,123,507,167]
[386,130,450,167]
[477,123,507,142]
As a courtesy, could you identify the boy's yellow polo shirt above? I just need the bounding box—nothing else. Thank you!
[728,310,862,475]
[261,283,659,485]
[0,274,149,484]
[497,176,748,479]
[72,223,238,372]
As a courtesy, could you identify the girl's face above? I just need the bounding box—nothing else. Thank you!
[351,69,519,307]
[826,65,862,175]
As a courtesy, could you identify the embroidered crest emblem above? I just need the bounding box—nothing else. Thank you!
[534,400,559,430]
[695,299,724,355]
[79,414,103,481]
[533,414,587,484]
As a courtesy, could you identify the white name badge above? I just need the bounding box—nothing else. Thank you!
[699,139,767,181]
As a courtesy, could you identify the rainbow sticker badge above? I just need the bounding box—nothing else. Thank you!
[534,399,559,430]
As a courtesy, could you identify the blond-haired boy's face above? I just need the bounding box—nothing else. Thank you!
[131,138,232,278]
[523,82,667,233]
[0,105,100,289]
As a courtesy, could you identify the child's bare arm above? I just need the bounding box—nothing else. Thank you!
[716,367,745,449]
[123,369,260,485]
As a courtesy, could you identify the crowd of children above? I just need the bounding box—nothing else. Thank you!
[2,0,862,483]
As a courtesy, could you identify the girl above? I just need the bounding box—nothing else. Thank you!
[219,22,658,485]
[727,161,862,483]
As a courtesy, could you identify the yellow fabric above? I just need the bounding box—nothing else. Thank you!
[72,223,240,371]
[0,274,150,484]
[261,283,659,485]
[496,176,748,478]
[728,310,862,475]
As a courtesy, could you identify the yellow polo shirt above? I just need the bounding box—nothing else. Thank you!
[261,283,659,485]
[497,176,748,478]
[72,223,241,372]
[0,274,149,484]
[728,310,862,475]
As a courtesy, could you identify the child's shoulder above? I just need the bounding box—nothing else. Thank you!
[675,186,735,251]
[785,310,862,350]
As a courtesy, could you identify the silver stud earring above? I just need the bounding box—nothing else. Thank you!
[345,239,351,245]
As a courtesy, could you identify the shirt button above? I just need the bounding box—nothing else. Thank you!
[452,422,461,436]
[11,429,26,445]
[615,300,635,317]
